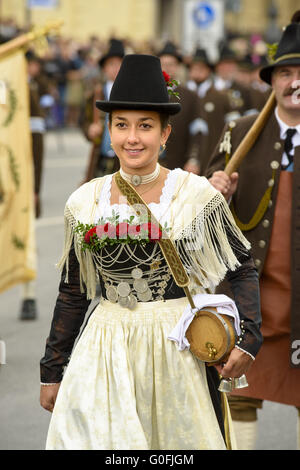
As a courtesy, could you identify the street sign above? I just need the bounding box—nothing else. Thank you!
[182,0,224,61]
[192,3,215,29]
[27,0,58,8]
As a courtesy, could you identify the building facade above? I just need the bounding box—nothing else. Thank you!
[0,0,299,44]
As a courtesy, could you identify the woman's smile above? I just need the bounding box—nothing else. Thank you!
[124,147,145,156]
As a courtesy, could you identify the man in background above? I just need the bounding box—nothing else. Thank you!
[206,15,300,449]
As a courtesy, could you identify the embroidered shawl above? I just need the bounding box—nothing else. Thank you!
[57,171,250,299]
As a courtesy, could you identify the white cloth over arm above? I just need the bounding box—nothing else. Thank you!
[168,293,241,351]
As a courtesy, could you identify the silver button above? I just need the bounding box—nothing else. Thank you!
[274,142,281,150]
[262,219,270,228]
[229,121,236,128]
[270,160,279,170]
[268,200,273,208]
[255,259,261,267]
[268,179,274,187]
[204,101,215,112]
[259,240,266,248]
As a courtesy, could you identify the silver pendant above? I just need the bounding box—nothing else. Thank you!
[131,174,142,186]
[131,268,143,279]
[133,278,148,294]
[106,285,118,303]
[137,288,152,302]
[118,295,130,308]
[117,282,131,297]
[128,294,138,310]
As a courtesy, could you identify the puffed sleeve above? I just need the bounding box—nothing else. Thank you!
[40,245,92,383]
[225,239,263,359]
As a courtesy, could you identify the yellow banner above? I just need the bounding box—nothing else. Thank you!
[0,49,36,293]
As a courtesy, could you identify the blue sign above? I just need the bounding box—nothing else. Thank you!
[28,0,58,8]
[192,2,215,29]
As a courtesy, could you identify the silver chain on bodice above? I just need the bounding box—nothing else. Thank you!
[92,243,172,309]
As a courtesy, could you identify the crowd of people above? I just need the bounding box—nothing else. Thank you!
[0,17,271,130]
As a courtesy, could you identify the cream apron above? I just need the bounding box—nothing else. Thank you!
[45,297,234,450]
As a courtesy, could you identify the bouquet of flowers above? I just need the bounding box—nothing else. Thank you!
[75,212,169,252]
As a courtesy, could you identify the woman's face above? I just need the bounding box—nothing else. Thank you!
[109,110,171,173]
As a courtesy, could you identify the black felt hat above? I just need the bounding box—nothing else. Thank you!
[260,15,300,84]
[190,47,211,67]
[25,49,43,64]
[99,38,125,67]
[95,54,181,115]
[157,41,183,63]
[218,44,237,63]
[239,53,268,71]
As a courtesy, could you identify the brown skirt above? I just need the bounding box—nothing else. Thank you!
[232,171,300,406]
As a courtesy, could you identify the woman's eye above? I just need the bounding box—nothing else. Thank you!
[141,123,151,129]
[116,122,126,128]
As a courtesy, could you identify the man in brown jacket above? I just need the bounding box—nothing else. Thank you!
[80,39,124,182]
[206,16,300,449]
[186,47,243,174]
[157,41,205,174]
[214,43,257,117]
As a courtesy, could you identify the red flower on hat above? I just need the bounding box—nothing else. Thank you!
[162,71,171,83]
[162,70,180,100]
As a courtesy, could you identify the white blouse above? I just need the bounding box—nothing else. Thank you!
[94,168,183,227]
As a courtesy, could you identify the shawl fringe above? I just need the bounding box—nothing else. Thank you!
[175,191,250,291]
[56,206,98,300]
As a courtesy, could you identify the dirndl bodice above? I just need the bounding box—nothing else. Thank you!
[96,242,185,307]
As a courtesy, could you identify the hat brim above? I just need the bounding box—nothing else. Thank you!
[95,100,181,115]
[190,58,214,69]
[259,57,300,84]
[157,52,183,63]
[99,54,124,67]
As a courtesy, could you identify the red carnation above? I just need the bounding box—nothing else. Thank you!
[128,225,141,238]
[162,71,170,84]
[116,222,129,238]
[141,222,162,242]
[96,223,116,239]
[84,226,97,244]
